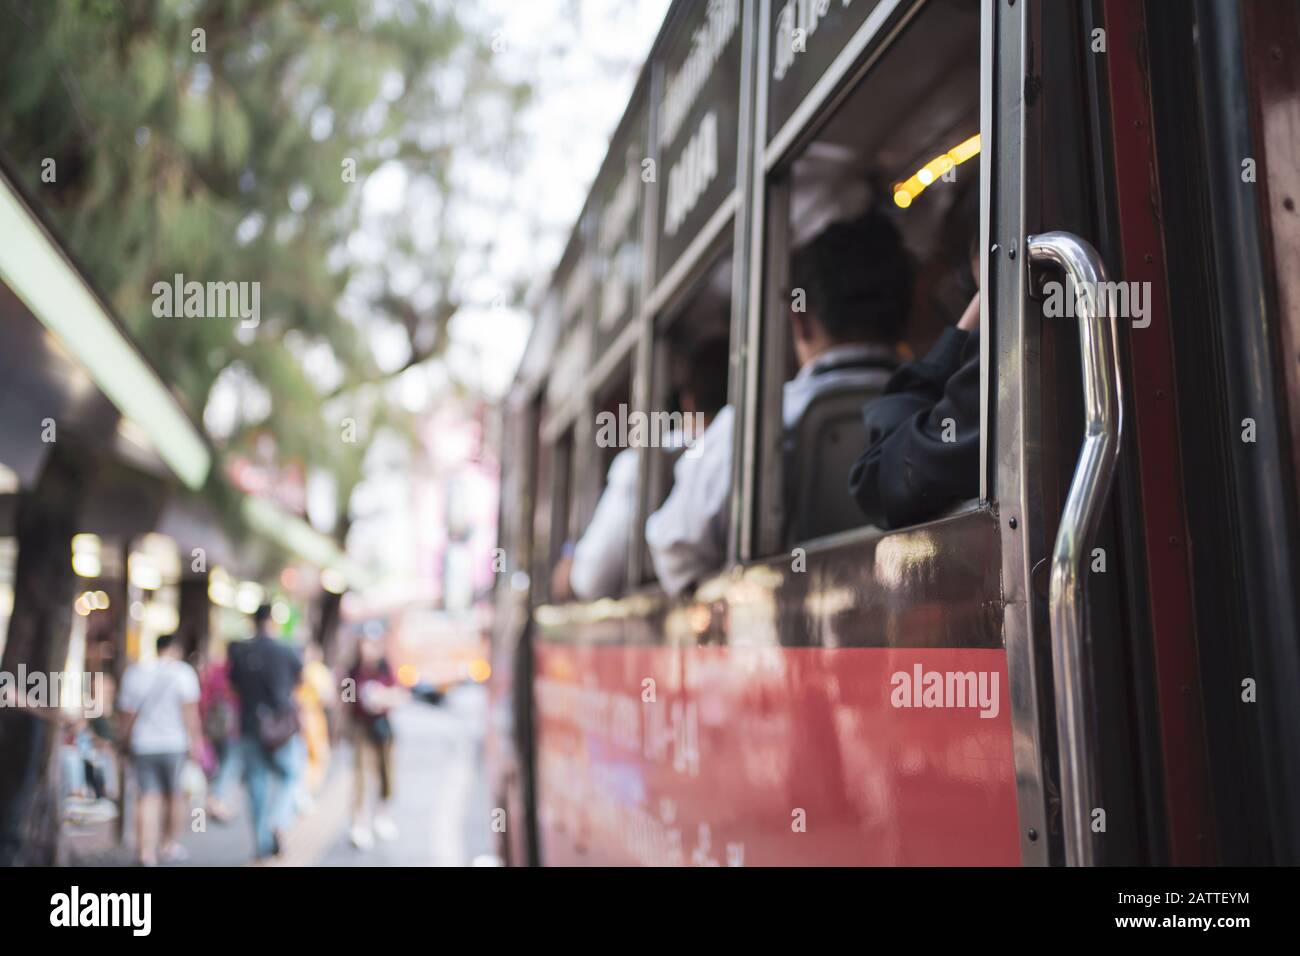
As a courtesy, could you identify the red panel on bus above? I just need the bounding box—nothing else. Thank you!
[534,644,1020,866]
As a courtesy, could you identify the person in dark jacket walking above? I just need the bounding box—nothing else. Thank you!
[228,604,302,861]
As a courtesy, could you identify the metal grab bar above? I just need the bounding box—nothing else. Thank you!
[1027,232,1124,867]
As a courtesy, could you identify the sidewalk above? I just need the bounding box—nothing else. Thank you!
[63,686,493,867]
[64,745,353,867]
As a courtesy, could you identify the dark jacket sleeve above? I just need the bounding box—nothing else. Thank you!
[848,328,980,529]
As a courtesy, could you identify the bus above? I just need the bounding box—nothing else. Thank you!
[487,0,1300,866]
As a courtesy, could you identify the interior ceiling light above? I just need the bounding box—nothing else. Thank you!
[893,133,981,209]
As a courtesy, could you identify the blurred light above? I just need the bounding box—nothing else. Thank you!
[893,133,981,209]
[72,533,101,555]
[396,663,419,687]
[144,602,179,633]
[92,590,110,610]
[74,594,92,616]
[510,571,530,592]
[128,554,162,591]
[235,582,264,615]
[129,601,145,621]
[279,566,299,590]
[271,601,291,624]
[320,568,346,595]
[72,552,102,578]
[467,659,491,683]
[208,575,235,608]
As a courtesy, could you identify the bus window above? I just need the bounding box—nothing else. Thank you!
[757,0,982,553]
[640,252,733,594]
[559,358,634,601]
[533,424,576,603]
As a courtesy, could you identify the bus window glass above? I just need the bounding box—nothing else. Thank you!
[560,360,635,602]
[534,425,576,603]
[764,0,981,550]
[641,252,732,593]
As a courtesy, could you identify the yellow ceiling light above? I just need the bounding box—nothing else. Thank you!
[893,133,981,209]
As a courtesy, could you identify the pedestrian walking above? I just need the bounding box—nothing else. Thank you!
[228,604,303,861]
[347,631,406,849]
[197,643,240,823]
[116,632,202,866]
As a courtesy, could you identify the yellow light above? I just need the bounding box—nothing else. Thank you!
[208,577,235,608]
[893,133,981,210]
[93,590,110,610]
[320,568,347,595]
[467,659,491,683]
[949,133,981,164]
[397,663,419,687]
[72,552,102,578]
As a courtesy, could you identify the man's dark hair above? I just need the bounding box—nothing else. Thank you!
[155,631,177,653]
[254,603,272,626]
[682,337,731,418]
[791,209,914,344]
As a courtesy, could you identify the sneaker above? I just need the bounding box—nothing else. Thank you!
[350,824,374,850]
[373,814,398,842]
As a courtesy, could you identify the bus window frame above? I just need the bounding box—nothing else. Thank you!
[634,238,737,591]
[582,343,637,535]
[741,0,992,562]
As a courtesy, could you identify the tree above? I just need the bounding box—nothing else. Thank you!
[0,0,530,511]
[0,0,531,861]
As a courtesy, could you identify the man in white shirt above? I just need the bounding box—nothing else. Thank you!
[646,210,914,596]
[117,631,202,866]
[555,338,731,601]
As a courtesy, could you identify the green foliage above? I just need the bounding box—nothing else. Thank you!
[0,0,530,543]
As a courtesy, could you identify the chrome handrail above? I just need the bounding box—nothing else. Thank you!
[1028,231,1124,867]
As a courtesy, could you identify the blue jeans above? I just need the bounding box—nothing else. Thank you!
[210,738,241,801]
[240,736,298,857]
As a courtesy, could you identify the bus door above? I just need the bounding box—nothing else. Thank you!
[989,0,1257,866]
[734,0,1019,866]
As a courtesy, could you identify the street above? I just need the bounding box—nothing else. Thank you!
[66,683,495,868]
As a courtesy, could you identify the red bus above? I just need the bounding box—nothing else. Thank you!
[488,0,1300,866]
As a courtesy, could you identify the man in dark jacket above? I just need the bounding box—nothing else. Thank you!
[228,604,302,860]
[849,292,980,528]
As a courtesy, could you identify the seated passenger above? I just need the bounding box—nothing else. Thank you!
[646,210,913,596]
[849,286,980,529]
[551,339,731,602]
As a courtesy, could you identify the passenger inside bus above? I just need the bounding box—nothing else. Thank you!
[550,338,730,601]
[646,210,912,596]
[849,239,980,528]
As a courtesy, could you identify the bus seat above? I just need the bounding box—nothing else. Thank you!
[785,385,878,545]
